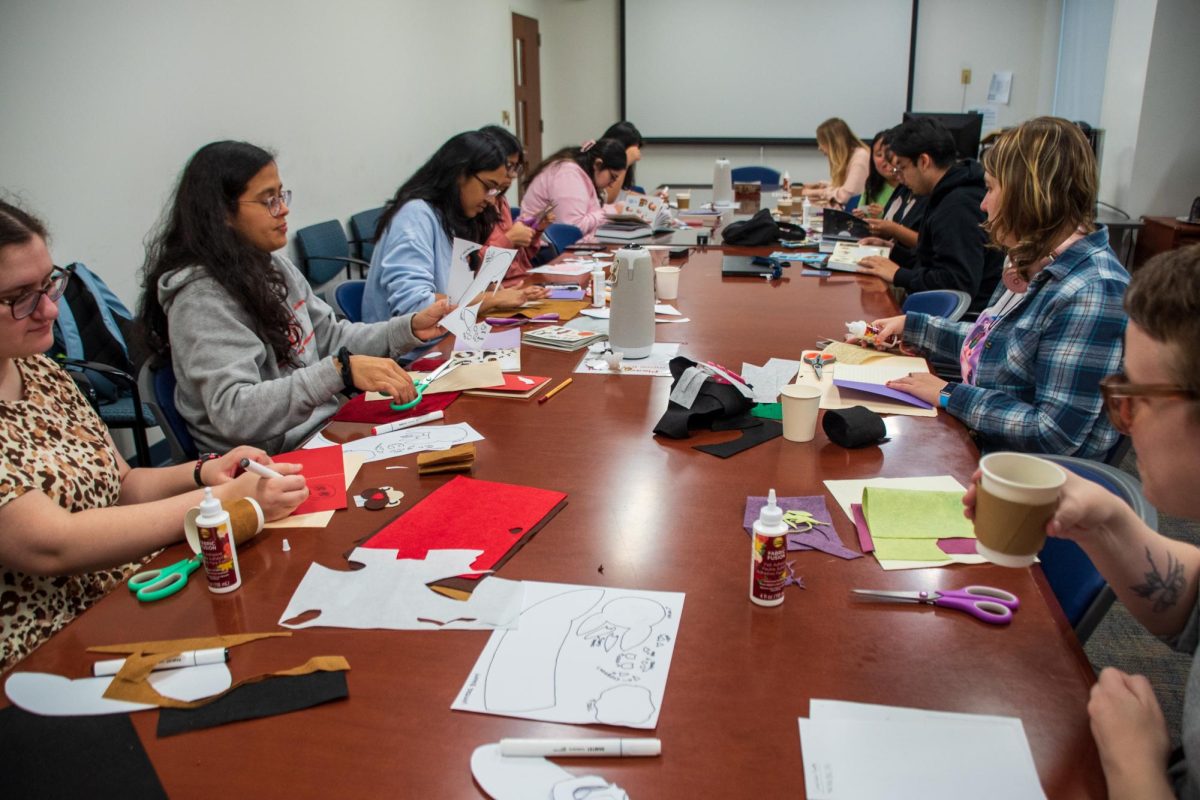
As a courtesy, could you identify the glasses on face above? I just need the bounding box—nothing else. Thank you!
[472,175,502,197]
[238,189,292,218]
[1,265,72,320]
[505,159,525,178]
[1100,372,1199,434]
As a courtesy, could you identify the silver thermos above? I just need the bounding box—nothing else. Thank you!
[608,245,655,359]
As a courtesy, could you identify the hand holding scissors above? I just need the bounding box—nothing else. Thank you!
[391,359,460,411]
[802,350,836,381]
[128,554,203,602]
[852,585,1020,625]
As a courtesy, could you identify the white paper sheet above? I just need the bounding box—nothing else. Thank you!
[441,240,518,348]
[530,262,597,276]
[278,548,524,630]
[304,422,484,462]
[799,700,1045,800]
[471,743,628,800]
[4,664,233,716]
[741,359,803,403]
[453,581,685,729]
[575,343,680,377]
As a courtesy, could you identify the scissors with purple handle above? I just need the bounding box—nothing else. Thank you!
[852,585,1020,625]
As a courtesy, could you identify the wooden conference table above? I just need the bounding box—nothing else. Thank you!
[6,246,1103,798]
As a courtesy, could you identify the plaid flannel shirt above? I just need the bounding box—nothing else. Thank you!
[904,226,1128,458]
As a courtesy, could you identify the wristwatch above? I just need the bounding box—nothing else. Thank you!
[194,452,219,487]
[938,383,959,410]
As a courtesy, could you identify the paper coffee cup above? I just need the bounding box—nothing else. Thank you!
[973,452,1067,567]
[185,496,265,554]
[777,198,794,216]
[655,266,681,300]
[676,192,691,210]
[780,384,823,442]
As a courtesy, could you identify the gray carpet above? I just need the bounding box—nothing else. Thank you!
[1083,451,1199,745]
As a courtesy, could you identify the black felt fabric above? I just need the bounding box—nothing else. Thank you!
[694,420,783,458]
[0,705,167,798]
[654,357,754,439]
[156,670,348,737]
[822,405,888,448]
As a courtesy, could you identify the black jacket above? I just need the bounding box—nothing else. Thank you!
[893,160,1002,313]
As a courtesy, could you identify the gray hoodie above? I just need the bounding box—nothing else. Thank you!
[158,253,422,454]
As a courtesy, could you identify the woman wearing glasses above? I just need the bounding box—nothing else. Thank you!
[0,199,308,671]
[519,138,628,239]
[479,125,551,285]
[965,246,1200,799]
[862,117,1129,457]
[141,141,449,454]
[363,131,547,322]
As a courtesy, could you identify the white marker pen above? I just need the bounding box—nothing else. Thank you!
[498,738,661,758]
[372,409,445,436]
[92,647,229,677]
[239,458,283,479]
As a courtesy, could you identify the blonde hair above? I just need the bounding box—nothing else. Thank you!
[981,117,1096,272]
[816,118,866,187]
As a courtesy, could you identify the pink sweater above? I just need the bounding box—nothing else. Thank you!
[812,146,871,205]
[520,160,607,238]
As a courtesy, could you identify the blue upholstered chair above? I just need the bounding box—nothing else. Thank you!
[295,220,369,285]
[901,290,972,322]
[533,223,584,265]
[730,166,781,185]
[348,207,385,263]
[138,360,198,464]
[334,280,366,323]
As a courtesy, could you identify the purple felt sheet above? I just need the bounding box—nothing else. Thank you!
[833,379,933,409]
[937,538,978,555]
[743,496,862,560]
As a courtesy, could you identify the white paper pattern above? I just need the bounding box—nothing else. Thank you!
[4,664,233,716]
[304,422,484,462]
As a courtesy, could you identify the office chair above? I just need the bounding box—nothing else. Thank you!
[348,207,385,263]
[334,280,366,323]
[510,205,520,220]
[843,194,861,213]
[901,290,972,322]
[1037,454,1158,644]
[138,360,199,464]
[534,223,584,265]
[295,220,369,286]
[730,166,781,185]
[63,359,155,467]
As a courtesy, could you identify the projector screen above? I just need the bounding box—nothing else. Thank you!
[621,0,916,143]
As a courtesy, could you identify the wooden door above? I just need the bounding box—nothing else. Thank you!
[511,12,542,188]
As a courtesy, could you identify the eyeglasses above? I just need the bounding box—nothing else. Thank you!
[1100,372,1199,434]
[0,265,72,320]
[238,189,292,218]
[505,159,525,178]
[472,175,502,197]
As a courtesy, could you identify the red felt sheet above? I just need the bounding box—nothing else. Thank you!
[330,390,460,425]
[272,445,347,516]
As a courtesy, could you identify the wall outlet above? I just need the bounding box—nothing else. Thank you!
[501,110,511,125]
[960,68,972,85]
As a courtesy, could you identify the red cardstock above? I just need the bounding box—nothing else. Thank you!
[330,390,460,425]
[272,445,347,516]
[362,475,567,578]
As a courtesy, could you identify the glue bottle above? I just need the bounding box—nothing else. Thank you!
[781,171,792,194]
[195,488,242,594]
[750,489,789,607]
[801,196,813,230]
[591,266,606,308]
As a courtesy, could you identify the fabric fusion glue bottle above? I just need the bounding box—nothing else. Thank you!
[195,488,242,593]
[750,489,789,607]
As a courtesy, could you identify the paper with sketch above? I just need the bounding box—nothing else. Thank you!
[471,743,628,800]
[453,581,684,729]
[5,665,232,716]
[265,452,369,530]
[304,422,484,462]
[278,548,523,631]
[576,343,680,377]
[800,700,1045,800]
[441,239,518,348]
[741,358,803,403]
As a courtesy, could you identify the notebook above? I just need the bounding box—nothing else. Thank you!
[464,374,553,400]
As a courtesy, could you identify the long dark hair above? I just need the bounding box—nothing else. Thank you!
[376,131,506,245]
[863,130,891,204]
[602,121,644,190]
[523,138,627,195]
[479,124,525,173]
[139,141,299,367]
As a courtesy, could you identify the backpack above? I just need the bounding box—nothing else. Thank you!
[720,209,807,246]
[48,262,142,403]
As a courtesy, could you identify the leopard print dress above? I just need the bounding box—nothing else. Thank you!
[1,354,131,671]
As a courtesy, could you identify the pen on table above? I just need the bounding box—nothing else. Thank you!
[372,409,445,436]
[92,647,229,677]
[239,458,283,479]
[538,377,574,405]
[498,738,661,758]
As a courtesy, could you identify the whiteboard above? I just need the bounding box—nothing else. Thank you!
[622,0,916,142]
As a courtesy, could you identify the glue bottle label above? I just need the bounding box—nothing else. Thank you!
[751,530,788,606]
[197,522,241,593]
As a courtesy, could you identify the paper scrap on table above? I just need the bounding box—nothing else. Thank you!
[742,495,861,559]
[441,240,518,348]
[279,548,523,631]
[653,303,681,316]
[471,743,628,800]
[453,581,684,729]
[576,343,680,377]
[266,453,368,529]
[305,422,484,463]
[4,665,233,716]
[741,358,802,403]
[564,315,609,334]
[530,262,596,276]
[799,699,1045,800]
[580,306,687,324]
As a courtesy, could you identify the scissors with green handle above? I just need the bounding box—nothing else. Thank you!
[128,554,202,602]
[390,359,461,411]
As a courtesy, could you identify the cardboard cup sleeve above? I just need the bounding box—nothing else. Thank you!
[973,484,1057,560]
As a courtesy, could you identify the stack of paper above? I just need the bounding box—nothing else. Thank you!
[799,700,1046,800]
[523,325,607,352]
[464,374,552,400]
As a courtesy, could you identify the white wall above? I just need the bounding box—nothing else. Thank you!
[0,0,550,305]
[1097,0,1157,212]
